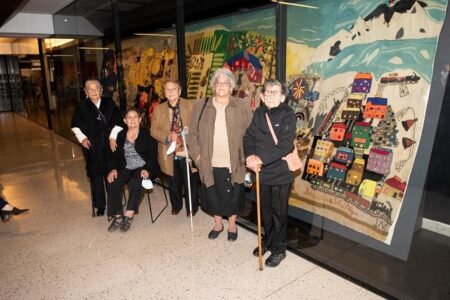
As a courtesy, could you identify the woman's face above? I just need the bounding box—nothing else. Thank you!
[163,82,181,103]
[85,82,101,102]
[261,84,285,109]
[214,74,232,98]
[124,111,141,129]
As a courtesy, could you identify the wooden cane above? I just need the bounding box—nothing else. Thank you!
[255,164,263,271]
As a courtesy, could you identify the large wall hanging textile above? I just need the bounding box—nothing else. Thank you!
[285,0,448,244]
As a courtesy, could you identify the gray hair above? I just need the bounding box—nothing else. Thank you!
[262,79,286,95]
[84,79,103,93]
[210,68,236,91]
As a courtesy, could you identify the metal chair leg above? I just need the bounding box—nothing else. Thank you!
[147,184,168,223]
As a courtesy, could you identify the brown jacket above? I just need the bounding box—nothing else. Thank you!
[187,97,253,188]
[150,98,194,176]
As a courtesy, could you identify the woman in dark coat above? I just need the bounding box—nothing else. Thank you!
[71,79,123,216]
[244,79,296,267]
[106,108,159,232]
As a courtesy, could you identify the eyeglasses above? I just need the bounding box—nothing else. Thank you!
[215,81,231,87]
[264,90,281,96]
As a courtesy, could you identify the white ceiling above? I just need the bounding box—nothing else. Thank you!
[20,0,75,15]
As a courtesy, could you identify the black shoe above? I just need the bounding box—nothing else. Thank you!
[1,207,29,216]
[208,225,224,239]
[171,209,180,215]
[227,228,238,241]
[265,252,286,267]
[253,246,269,257]
[186,210,198,217]
[96,208,105,217]
[120,216,134,232]
[108,215,122,232]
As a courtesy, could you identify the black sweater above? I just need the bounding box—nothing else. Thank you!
[107,129,160,178]
[243,103,296,185]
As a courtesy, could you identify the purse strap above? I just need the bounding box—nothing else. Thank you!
[197,97,210,128]
[265,113,278,145]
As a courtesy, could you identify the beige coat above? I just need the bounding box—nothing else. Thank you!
[150,98,194,177]
[187,97,253,188]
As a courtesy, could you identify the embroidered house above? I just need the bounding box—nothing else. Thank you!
[313,140,335,161]
[327,162,347,182]
[351,122,371,149]
[341,108,360,121]
[351,72,372,94]
[307,159,324,176]
[371,106,399,147]
[363,97,388,120]
[329,123,346,142]
[346,158,365,186]
[358,179,377,198]
[347,93,363,108]
[366,147,393,175]
[382,176,407,201]
[334,147,354,165]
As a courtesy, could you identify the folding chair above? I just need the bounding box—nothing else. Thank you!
[120,176,169,223]
[147,176,169,223]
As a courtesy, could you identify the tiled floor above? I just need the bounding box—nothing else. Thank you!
[0,113,383,299]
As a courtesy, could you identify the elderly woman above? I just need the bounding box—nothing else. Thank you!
[244,79,296,267]
[71,79,122,217]
[106,108,159,232]
[187,68,253,241]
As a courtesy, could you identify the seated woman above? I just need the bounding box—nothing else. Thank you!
[106,108,159,232]
[1,195,29,222]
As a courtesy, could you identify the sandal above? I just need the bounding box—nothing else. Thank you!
[120,216,134,232]
[108,215,123,232]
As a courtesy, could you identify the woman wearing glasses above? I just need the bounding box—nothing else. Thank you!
[244,79,296,267]
[187,68,253,241]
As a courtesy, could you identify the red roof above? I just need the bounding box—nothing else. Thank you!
[385,176,406,192]
[330,162,347,170]
[331,122,346,129]
[354,121,371,127]
[370,148,391,156]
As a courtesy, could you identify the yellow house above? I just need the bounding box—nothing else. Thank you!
[313,140,335,161]
[358,179,377,198]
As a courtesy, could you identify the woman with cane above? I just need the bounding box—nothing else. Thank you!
[244,79,296,267]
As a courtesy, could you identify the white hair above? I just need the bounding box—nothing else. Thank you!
[84,79,103,93]
[210,68,236,91]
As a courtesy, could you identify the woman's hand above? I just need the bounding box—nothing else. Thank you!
[246,155,262,172]
[168,132,178,142]
[141,170,149,178]
[107,170,118,183]
[81,138,91,149]
[110,138,117,152]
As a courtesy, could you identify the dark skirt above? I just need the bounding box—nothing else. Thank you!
[201,167,245,216]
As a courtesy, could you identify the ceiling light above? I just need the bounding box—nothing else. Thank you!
[271,0,319,9]
[45,38,74,49]
[133,33,175,37]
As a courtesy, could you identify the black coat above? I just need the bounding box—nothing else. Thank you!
[71,97,122,176]
[243,103,296,185]
[107,129,160,179]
